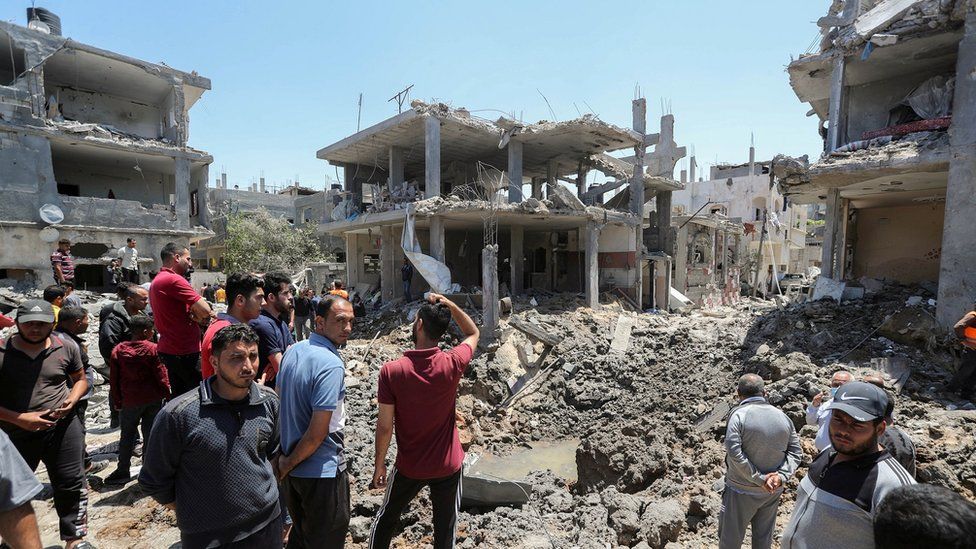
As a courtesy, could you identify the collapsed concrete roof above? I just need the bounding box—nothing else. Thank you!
[316,100,640,179]
[671,213,744,234]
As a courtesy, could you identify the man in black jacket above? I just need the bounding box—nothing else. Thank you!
[139,324,282,549]
[98,284,148,429]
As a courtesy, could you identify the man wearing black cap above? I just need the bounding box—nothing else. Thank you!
[780,381,915,549]
[0,300,92,549]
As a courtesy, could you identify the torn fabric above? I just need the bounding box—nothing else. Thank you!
[402,207,452,292]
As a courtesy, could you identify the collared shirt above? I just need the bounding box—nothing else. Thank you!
[119,246,139,270]
[0,336,83,433]
[248,309,294,381]
[277,332,346,478]
[50,249,74,281]
[149,267,202,355]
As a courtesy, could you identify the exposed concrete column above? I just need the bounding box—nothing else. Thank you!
[507,140,524,203]
[482,244,499,336]
[174,157,191,230]
[820,187,842,279]
[631,98,647,311]
[429,215,445,263]
[584,221,601,309]
[425,116,441,198]
[656,192,673,256]
[530,178,543,200]
[198,164,210,228]
[674,223,690,293]
[546,160,557,199]
[938,10,976,327]
[343,164,362,210]
[380,225,396,302]
[389,146,404,189]
[834,198,850,279]
[510,225,524,295]
[576,163,588,200]
[345,234,361,289]
[827,56,848,152]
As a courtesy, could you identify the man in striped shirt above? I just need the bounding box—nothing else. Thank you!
[51,239,75,285]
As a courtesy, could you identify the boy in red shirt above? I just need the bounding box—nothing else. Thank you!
[369,292,480,549]
[105,315,170,485]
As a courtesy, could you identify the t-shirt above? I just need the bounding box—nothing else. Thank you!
[215,288,226,303]
[149,267,203,355]
[0,336,83,433]
[248,309,294,381]
[277,333,346,478]
[0,429,43,512]
[62,293,82,309]
[294,297,312,317]
[200,313,241,379]
[328,289,348,300]
[377,343,473,479]
[119,246,139,270]
[50,249,74,281]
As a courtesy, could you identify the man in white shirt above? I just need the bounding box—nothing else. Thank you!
[118,238,140,284]
[806,370,853,451]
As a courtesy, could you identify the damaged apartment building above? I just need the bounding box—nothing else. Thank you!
[671,146,810,302]
[0,11,212,286]
[775,0,976,327]
[317,99,688,332]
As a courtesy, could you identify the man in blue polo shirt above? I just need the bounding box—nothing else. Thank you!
[249,272,294,388]
[275,295,354,548]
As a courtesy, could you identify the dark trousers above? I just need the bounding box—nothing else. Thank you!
[950,349,976,399]
[8,414,88,541]
[182,513,283,549]
[159,352,201,399]
[122,268,139,284]
[369,467,462,549]
[117,401,162,472]
[285,470,350,549]
[294,315,310,341]
[75,399,91,469]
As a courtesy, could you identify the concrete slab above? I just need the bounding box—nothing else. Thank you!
[812,277,846,303]
[609,315,635,353]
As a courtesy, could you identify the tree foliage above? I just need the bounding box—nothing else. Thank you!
[222,209,326,274]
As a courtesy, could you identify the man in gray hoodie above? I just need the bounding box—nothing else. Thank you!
[719,374,802,549]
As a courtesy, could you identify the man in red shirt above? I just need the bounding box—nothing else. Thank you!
[149,242,213,398]
[201,273,265,379]
[369,292,479,549]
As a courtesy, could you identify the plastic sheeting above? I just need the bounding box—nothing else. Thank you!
[401,207,452,293]
[903,75,955,120]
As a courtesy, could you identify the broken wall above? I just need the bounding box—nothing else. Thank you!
[852,202,944,283]
[44,85,165,139]
[52,155,173,204]
[597,224,638,290]
[846,68,955,141]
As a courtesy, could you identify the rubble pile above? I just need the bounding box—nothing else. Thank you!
[15,289,976,548]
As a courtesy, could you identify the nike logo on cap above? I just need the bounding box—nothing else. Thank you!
[31,306,41,312]
[839,394,870,401]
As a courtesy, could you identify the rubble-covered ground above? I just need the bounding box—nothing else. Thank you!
[4,284,973,549]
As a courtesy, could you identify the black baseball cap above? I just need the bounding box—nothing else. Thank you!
[16,300,55,323]
[826,381,889,422]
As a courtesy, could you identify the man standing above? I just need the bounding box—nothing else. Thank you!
[118,238,140,284]
[369,292,480,549]
[201,273,265,379]
[276,296,355,548]
[293,289,313,342]
[149,242,213,398]
[53,307,105,475]
[401,258,414,302]
[248,272,294,388]
[0,429,44,549]
[61,281,82,309]
[780,381,915,549]
[51,238,75,285]
[328,280,348,300]
[99,284,149,428]
[718,374,802,549]
[805,370,853,452]
[139,324,282,549]
[0,300,90,548]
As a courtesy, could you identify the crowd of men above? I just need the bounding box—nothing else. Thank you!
[1,239,975,548]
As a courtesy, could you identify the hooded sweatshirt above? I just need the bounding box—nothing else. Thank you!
[109,340,170,408]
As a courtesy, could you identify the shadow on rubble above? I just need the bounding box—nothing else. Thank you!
[92,480,148,506]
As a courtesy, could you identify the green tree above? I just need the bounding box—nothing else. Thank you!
[222,209,326,274]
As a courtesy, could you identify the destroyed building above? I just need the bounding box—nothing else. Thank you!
[672,145,811,295]
[776,0,976,327]
[316,99,686,331]
[671,213,745,306]
[0,13,212,286]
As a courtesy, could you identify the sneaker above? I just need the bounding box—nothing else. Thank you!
[68,540,97,549]
[86,459,110,475]
[104,469,131,485]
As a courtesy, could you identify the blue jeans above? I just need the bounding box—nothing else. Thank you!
[402,280,412,301]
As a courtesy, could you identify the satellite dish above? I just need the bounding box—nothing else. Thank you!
[39,204,65,224]
[39,226,60,243]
